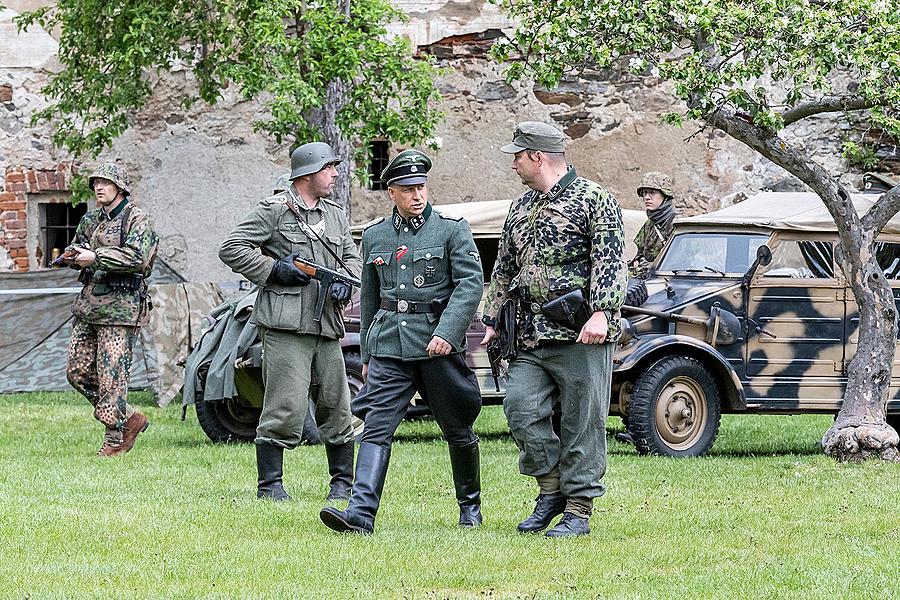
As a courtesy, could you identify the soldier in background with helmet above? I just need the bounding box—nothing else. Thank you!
[219,143,361,506]
[64,162,159,457]
[320,149,484,535]
[630,171,679,279]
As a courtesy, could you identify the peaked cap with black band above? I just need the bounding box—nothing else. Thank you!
[381,149,432,187]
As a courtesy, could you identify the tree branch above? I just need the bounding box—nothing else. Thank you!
[862,184,900,234]
[781,95,878,126]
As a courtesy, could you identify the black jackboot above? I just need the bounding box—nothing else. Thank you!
[448,441,482,528]
[517,492,566,533]
[324,441,355,501]
[256,443,291,501]
[319,442,390,534]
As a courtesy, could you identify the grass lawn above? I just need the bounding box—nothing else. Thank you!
[1,391,898,599]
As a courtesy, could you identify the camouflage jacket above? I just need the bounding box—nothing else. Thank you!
[359,204,483,362]
[218,188,361,340]
[484,167,627,348]
[71,199,159,327]
[629,213,675,279]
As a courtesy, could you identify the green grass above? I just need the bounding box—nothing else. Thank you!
[1,392,899,599]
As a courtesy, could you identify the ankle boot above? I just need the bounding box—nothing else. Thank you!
[448,440,482,528]
[324,441,355,501]
[256,443,291,501]
[320,442,390,534]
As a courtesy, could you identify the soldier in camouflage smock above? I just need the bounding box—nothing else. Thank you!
[64,163,158,457]
[481,122,627,538]
[630,171,678,279]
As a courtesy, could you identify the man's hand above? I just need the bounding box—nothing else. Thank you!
[73,248,96,267]
[426,335,452,356]
[480,325,498,346]
[270,251,311,287]
[362,363,368,381]
[330,281,352,302]
[576,311,608,345]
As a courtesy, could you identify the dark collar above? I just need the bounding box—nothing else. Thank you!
[102,197,129,220]
[535,166,578,201]
[392,203,432,233]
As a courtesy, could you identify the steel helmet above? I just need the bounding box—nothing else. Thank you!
[88,162,131,195]
[289,142,341,180]
[637,171,674,199]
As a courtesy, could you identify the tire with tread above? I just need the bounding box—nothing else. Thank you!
[627,356,721,457]
[625,277,649,307]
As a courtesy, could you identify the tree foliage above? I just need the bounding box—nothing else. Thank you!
[16,0,441,191]
[492,0,900,461]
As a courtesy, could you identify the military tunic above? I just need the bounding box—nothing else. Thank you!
[66,198,159,437]
[354,204,484,447]
[218,187,361,448]
[484,167,626,501]
[630,213,675,279]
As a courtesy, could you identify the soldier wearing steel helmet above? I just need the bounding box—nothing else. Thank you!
[630,171,679,279]
[63,162,159,457]
[319,149,484,535]
[219,142,361,506]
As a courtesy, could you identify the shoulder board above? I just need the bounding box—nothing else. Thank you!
[322,198,345,210]
[258,192,288,206]
[362,217,386,230]
[436,211,463,222]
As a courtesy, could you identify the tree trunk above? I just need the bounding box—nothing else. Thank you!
[699,104,900,462]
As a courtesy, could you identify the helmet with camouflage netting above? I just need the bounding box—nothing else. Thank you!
[88,162,131,196]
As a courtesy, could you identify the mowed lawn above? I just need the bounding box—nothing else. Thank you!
[1,392,898,599]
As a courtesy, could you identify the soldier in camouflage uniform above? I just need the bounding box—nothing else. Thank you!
[64,163,158,457]
[320,149,484,535]
[219,143,360,505]
[630,171,678,279]
[481,122,627,537]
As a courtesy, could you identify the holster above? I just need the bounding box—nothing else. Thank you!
[430,294,451,317]
[496,299,518,359]
[541,289,590,331]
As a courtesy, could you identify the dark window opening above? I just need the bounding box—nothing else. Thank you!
[41,202,87,267]
[368,140,390,190]
[876,242,900,279]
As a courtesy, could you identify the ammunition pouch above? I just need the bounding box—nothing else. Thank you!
[77,269,93,286]
[540,288,590,332]
[90,270,144,295]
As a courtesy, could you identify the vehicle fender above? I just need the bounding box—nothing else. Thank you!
[614,334,746,410]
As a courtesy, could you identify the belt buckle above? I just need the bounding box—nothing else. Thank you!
[530,302,541,314]
[397,300,409,313]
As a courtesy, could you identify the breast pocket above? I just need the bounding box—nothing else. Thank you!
[367,250,395,289]
[278,225,311,255]
[413,246,446,288]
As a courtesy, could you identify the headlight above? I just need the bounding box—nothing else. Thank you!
[617,317,634,346]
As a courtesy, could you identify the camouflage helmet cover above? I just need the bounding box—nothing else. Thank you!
[637,171,674,199]
[88,162,131,195]
[289,142,341,180]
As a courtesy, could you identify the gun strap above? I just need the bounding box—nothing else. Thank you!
[284,191,356,279]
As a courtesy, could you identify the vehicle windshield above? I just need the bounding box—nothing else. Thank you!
[657,232,770,275]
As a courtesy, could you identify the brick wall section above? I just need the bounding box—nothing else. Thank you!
[1,164,72,271]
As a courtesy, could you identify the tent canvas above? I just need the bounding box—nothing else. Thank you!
[0,261,223,406]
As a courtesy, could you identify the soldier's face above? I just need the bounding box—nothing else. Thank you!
[511,151,541,187]
[93,178,122,207]
[641,189,666,211]
[309,163,339,197]
[389,183,428,218]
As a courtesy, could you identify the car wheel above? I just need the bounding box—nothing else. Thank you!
[628,356,721,457]
[624,277,648,307]
[196,395,261,443]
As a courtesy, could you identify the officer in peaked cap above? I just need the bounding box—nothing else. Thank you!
[320,148,485,535]
[219,142,360,510]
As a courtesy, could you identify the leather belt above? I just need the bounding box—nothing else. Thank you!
[381,299,434,314]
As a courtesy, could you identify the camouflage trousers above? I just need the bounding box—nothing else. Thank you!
[66,319,138,443]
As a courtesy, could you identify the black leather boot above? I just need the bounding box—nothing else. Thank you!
[256,443,291,501]
[448,441,482,528]
[320,442,390,534]
[517,492,566,533]
[324,441,355,501]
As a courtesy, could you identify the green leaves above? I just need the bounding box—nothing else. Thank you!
[16,0,442,174]
[491,0,900,137]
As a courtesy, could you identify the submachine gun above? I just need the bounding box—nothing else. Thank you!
[292,256,361,322]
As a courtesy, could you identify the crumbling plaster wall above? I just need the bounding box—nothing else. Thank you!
[1,1,866,281]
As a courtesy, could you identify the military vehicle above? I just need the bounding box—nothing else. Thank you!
[186,188,900,457]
